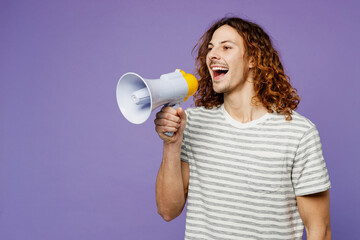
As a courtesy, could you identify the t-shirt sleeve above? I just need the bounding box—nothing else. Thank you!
[181,109,191,163]
[291,126,331,196]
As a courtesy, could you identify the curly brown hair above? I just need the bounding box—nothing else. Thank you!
[193,17,300,120]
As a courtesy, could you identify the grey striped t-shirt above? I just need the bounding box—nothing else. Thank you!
[180,105,331,240]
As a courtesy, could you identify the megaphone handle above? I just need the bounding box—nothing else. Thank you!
[164,103,180,137]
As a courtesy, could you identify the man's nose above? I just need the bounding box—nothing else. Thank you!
[208,48,221,60]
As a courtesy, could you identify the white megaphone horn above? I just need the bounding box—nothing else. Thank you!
[116,69,198,136]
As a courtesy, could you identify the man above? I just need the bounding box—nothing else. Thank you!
[154,17,331,240]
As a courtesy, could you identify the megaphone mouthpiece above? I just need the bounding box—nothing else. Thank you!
[131,88,150,105]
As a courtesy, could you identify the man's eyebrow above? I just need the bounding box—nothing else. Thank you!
[220,40,236,44]
[208,40,236,46]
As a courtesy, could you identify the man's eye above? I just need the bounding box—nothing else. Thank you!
[224,46,231,50]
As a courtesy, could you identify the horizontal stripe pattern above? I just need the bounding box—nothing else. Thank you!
[181,106,331,240]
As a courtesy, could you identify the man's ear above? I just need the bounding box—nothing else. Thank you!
[248,56,255,69]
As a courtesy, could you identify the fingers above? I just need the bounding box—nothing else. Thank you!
[156,107,180,123]
[162,105,177,114]
[177,107,186,121]
[155,124,178,135]
[155,107,181,124]
[154,118,180,129]
[154,106,181,134]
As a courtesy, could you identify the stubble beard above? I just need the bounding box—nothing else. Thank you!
[213,82,229,94]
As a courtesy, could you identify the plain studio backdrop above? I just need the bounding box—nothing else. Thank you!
[1,0,359,239]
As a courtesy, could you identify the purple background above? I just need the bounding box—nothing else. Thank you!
[1,0,359,239]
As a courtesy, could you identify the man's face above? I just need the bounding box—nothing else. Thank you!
[206,25,250,94]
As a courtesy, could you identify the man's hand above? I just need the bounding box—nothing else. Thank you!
[154,106,186,144]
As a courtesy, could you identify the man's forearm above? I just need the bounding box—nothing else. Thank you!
[306,225,331,240]
[155,142,186,221]
[297,190,331,240]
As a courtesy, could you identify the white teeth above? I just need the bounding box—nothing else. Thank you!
[212,67,228,71]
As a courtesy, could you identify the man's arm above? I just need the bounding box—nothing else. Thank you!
[156,153,189,221]
[296,190,331,240]
[154,107,189,222]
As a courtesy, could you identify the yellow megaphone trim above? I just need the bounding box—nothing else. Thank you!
[179,69,198,102]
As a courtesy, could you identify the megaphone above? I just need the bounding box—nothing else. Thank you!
[116,69,198,136]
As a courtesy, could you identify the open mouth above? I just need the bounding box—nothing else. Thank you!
[212,66,229,80]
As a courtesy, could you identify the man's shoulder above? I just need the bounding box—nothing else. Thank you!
[267,110,321,142]
[290,111,317,129]
[270,111,318,136]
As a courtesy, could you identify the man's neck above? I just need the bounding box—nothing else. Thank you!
[223,80,268,124]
